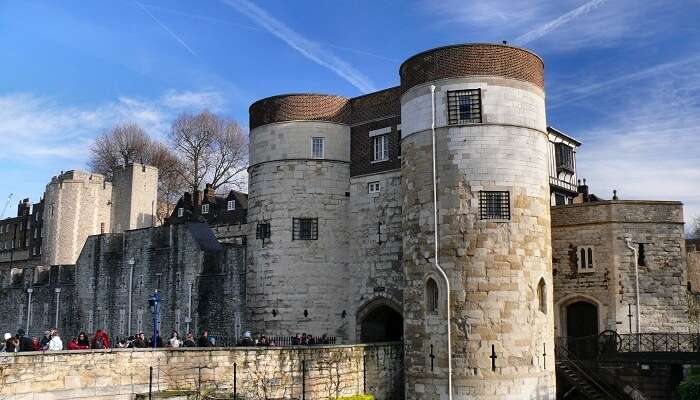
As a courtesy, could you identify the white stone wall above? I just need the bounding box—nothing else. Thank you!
[247,140,351,341]
[401,76,555,399]
[401,77,546,139]
[347,170,404,341]
[111,163,159,232]
[42,171,113,266]
[249,121,350,165]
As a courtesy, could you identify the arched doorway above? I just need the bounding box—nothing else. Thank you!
[357,299,403,343]
[566,301,598,338]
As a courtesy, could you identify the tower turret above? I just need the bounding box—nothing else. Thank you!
[399,43,555,399]
[247,94,352,340]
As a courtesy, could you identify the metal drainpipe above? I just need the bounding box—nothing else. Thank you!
[187,282,193,334]
[625,238,641,333]
[430,84,453,400]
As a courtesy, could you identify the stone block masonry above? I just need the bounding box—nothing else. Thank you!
[552,201,688,335]
[0,343,403,400]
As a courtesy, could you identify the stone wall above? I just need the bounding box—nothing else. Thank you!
[348,170,405,340]
[0,343,403,400]
[74,223,247,339]
[0,264,76,337]
[400,74,555,399]
[42,170,113,266]
[552,201,689,335]
[246,158,351,340]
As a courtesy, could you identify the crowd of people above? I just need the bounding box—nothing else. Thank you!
[0,328,335,352]
[0,328,218,352]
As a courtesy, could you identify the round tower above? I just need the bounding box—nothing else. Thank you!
[399,44,555,399]
[247,94,352,340]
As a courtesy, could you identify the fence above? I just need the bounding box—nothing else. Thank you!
[555,332,700,360]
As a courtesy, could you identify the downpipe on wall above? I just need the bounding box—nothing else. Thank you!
[625,238,641,333]
[430,84,453,400]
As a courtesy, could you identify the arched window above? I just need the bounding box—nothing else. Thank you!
[537,278,547,314]
[426,278,439,313]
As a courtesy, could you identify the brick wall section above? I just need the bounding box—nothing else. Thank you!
[249,94,351,130]
[551,201,689,334]
[400,43,544,92]
[350,117,401,177]
[0,343,403,400]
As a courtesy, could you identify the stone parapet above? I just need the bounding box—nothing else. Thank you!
[0,343,403,400]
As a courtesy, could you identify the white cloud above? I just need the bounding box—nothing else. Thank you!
[424,0,664,51]
[161,90,227,111]
[570,59,700,231]
[0,89,229,165]
[514,0,607,45]
[220,0,377,93]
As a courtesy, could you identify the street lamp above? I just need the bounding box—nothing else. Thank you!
[148,290,162,349]
[127,258,135,334]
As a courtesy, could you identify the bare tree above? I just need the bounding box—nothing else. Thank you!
[88,122,153,179]
[692,216,700,238]
[88,122,188,223]
[169,110,248,193]
[150,141,187,223]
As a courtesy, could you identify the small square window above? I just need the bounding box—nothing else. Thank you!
[256,223,271,240]
[202,204,210,214]
[177,207,184,218]
[292,218,318,240]
[577,246,595,272]
[312,137,324,159]
[448,89,482,125]
[227,200,236,211]
[479,191,510,220]
[373,135,389,162]
[368,182,381,194]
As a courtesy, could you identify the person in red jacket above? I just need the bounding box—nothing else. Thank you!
[91,330,110,349]
[67,337,81,350]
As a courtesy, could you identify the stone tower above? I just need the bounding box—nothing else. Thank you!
[399,44,555,399]
[247,94,352,340]
[42,170,113,266]
[42,163,158,266]
[111,163,158,232]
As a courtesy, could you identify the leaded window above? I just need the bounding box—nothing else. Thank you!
[292,218,318,240]
[447,89,482,124]
[256,223,270,240]
[479,191,510,220]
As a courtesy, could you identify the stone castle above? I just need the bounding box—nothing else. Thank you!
[0,43,694,400]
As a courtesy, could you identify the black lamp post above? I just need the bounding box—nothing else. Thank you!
[148,290,162,349]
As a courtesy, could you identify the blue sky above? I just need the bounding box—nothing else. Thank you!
[1,0,699,230]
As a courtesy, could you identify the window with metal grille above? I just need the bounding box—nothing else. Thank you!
[292,218,318,240]
[447,89,482,124]
[479,191,510,220]
[256,223,270,240]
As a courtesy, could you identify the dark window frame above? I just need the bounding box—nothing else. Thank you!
[555,143,575,172]
[447,89,482,125]
[479,191,510,220]
[256,222,271,240]
[292,218,318,241]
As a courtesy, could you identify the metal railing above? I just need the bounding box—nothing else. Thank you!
[555,332,700,360]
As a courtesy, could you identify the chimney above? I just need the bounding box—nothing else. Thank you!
[204,183,215,200]
[577,178,589,202]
